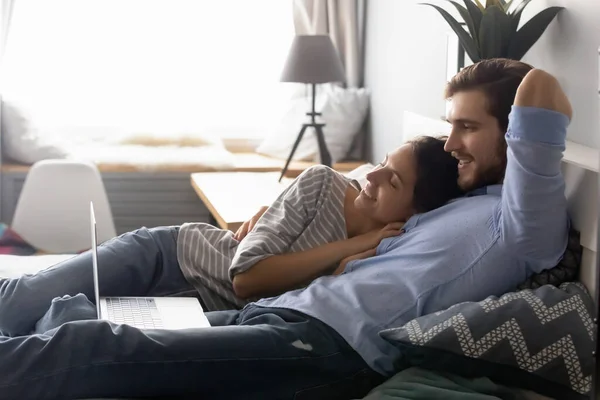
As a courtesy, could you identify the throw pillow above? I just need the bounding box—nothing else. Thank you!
[343,162,375,189]
[380,282,594,400]
[256,85,370,164]
[1,100,67,164]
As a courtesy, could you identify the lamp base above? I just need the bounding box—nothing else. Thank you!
[279,122,332,182]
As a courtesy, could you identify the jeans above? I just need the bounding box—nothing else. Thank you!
[0,226,195,337]
[0,227,384,399]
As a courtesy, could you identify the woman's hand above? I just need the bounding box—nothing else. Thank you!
[350,222,405,252]
[233,206,268,241]
[332,247,377,275]
[333,223,404,275]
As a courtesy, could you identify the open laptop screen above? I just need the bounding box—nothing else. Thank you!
[90,202,101,319]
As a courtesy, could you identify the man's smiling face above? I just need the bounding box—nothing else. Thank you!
[444,89,507,192]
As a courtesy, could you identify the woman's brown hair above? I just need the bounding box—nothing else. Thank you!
[408,135,464,213]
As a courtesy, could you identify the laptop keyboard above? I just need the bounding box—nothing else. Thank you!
[105,297,164,329]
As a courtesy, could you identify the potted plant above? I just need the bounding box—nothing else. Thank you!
[423,0,564,62]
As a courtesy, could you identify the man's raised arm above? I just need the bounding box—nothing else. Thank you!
[499,69,572,269]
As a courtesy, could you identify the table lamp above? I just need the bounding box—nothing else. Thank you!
[278,35,346,181]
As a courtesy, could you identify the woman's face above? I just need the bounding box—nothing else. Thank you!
[354,144,417,224]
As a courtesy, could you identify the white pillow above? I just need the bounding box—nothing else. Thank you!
[344,162,375,189]
[1,101,67,164]
[402,110,451,141]
[256,86,370,163]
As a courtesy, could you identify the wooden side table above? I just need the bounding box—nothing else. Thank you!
[190,158,367,231]
[190,172,294,232]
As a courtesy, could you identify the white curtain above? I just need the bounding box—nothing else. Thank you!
[1,0,295,141]
[0,0,16,217]
[293,0,365,88]
[292,0,367,159]
[1,0,14,62]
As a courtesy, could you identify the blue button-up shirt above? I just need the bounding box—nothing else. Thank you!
[256,106,570,376]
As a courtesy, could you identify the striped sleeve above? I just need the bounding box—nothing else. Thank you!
[228,165,331,279]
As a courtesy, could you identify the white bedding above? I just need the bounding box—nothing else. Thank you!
[0,254,75,278]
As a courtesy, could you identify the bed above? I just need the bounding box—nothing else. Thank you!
[0,254,75,278]
[0,156,597,400]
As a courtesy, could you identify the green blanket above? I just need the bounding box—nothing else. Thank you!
[360,367,538,400]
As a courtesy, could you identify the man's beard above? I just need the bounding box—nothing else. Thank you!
[460,140,507,192]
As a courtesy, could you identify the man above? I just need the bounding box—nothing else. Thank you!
[0,59,571,399]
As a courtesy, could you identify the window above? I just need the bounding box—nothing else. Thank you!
[2,0,295,141]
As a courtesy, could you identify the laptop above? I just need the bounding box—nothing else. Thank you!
[90,202,211,330]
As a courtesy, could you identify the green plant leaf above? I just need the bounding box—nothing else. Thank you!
[507,6,564,60]
[464,0,483,38]
[447,1,478,45]
[422,3,481,62]
[478,5,512,58]
[509,0,534,32]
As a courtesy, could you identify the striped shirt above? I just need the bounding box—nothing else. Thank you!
[176,165,354,311]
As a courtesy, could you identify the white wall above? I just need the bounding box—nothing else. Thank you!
[521,0,600,148]
[364,0,451,162]
[364,0,600,162]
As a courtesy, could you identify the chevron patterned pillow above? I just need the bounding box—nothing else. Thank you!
[380,282,594,400]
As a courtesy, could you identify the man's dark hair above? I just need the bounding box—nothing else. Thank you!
[445,58,533,132]
[408,135,464,213]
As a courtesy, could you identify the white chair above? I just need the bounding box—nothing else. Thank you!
[11,159,117,253]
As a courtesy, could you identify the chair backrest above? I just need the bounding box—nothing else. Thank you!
[11,159,117,253]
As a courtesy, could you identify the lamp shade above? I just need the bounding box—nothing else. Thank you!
[280,35,345,84]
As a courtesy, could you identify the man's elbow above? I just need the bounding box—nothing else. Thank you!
[514,69,572,120]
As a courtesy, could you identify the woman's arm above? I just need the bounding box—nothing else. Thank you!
[232,224,402,299]
[233,206,269,241]
[232,238,355,299]
[228,166,332,286]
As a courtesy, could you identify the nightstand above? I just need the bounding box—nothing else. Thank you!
[190,172,294,232]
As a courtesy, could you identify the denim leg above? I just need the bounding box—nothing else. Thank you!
[33,294,98,334]
[0,226,194,336]
[0,305,384,400]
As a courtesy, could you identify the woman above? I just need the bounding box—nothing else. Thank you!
[0,135,463,337]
